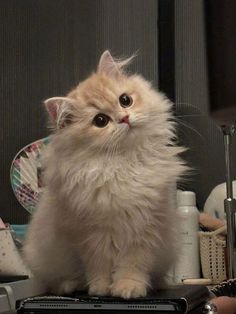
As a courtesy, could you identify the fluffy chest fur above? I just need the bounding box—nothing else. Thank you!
[44,142,178,254]
[48,142,175,214]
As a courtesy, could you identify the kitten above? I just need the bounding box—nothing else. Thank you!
[23,51,186,299]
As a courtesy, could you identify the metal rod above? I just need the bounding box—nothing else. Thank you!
[222,125,236,279]
[224,134,233,198]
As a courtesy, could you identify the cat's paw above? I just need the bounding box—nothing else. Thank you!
[88,279,111,296]
[56,279,80,295]
[111,279,147,299]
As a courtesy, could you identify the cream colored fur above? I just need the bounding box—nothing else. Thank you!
[23,51,186,298]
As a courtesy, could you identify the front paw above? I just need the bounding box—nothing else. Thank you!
[55,279,80,295]
[111,279,147,299]
[88,278,111,296]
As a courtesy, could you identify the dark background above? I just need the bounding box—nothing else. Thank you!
[1,0,236,224]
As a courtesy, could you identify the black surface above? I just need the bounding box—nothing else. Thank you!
[17,285,209,314]
[18,311,181,314]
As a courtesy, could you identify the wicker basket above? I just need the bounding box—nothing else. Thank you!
[199,225,227,284]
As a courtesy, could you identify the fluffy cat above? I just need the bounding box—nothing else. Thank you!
[23,50,186,299]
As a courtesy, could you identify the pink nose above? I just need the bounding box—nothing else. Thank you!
[119,115,130,125]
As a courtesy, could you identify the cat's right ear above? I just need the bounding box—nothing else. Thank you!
[44,97,74,129]
[97,50,121,77]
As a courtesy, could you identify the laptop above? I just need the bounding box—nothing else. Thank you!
[17,285,209,314]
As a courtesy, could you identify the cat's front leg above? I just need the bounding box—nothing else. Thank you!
[84,255,112,296]
[111,247,154,299]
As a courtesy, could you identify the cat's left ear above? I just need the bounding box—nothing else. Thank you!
[44,97,75,129]
[97,50,121,77]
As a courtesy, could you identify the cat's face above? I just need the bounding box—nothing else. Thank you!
[45,51,172,153]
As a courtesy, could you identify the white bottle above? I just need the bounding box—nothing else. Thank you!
[174,190,200,283]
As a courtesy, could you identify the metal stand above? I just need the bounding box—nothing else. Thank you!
[222,124,236,278]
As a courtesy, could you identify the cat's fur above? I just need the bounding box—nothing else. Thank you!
[23,51,186,299]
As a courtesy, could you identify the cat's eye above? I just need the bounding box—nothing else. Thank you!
[119,93,133,108]
[93,113,110,128]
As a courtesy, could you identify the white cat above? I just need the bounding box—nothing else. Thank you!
[23,51,186,299]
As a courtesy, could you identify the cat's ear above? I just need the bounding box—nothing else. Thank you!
[97,50,121,77]
[44,97,74,129]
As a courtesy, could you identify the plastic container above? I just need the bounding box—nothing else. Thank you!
[174,190,200,283]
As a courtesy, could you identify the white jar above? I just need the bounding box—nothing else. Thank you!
[174,190,200,283]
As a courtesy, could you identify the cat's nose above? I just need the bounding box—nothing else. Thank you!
[119,115,130,125]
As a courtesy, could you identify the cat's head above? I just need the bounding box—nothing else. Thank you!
[44,51,174,154]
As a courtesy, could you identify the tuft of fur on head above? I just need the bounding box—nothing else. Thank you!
[97,50,137,76]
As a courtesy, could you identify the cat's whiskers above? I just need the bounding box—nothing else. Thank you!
[175,117,205,140]
[174,102,203,114]
[171,102,207,140]
[97,124,128,159]
[176,114,203,118]
[97,135,118,162]
[107,129,123,160]
[97,135,113,155]
[99,130,119,156]
[132,115,148,125]
[109,143,117,161]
